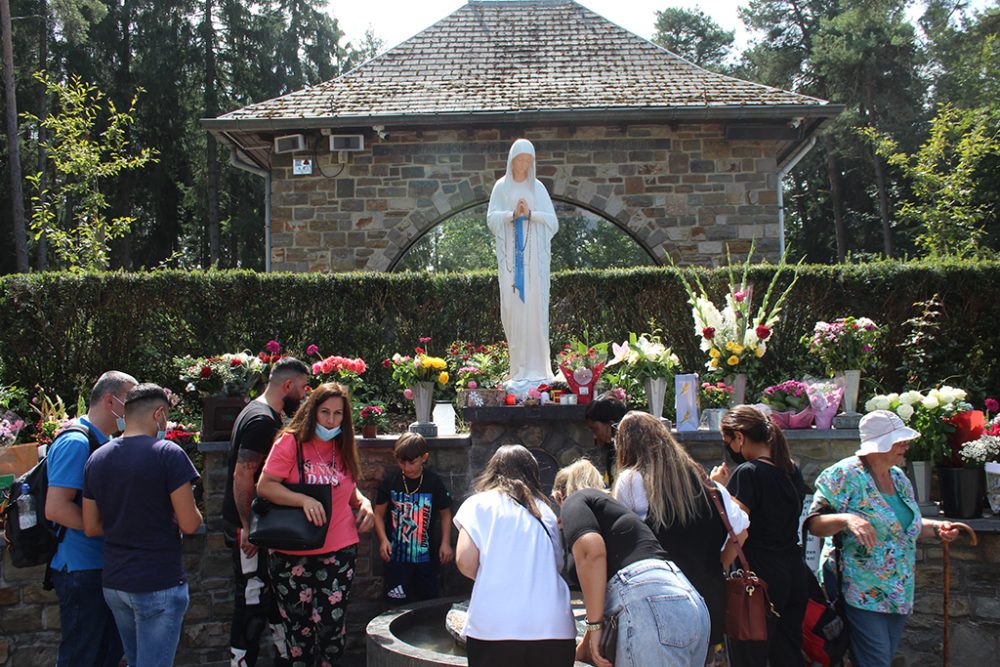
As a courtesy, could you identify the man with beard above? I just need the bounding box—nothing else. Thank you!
[221,357,310,666]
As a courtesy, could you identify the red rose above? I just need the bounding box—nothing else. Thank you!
[199,366,212,378]
[258,352,269,361]
[270,355,281,363]
[755,325,771,340]
[415,347,425,355]
[702,327,715,340]
[382,358,391,368]
[230,358,242,366]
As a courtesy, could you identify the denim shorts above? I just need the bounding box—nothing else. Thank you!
[605,558,711,667]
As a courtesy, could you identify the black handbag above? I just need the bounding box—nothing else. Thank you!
[248,437,332,551]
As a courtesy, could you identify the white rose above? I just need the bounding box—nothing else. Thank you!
[952,387,968,402]
[900,391,923,405]
[865,397,880,412]
[874,396,891,411]
[886,393,899,403]
[896,403,915,421]
[935,387,955,404]
[922,395,940,411]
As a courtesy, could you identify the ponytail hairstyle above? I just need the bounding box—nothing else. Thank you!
[721,405,794,476]
[474,444,552,520]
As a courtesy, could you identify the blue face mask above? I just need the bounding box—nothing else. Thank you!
[315,424,342,442]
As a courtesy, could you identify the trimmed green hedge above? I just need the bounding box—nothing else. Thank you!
[1,260,997,406]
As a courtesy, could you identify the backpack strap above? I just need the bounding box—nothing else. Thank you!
[54,422,103,454]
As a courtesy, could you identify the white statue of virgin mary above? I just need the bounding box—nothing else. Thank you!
[487,139,559,394]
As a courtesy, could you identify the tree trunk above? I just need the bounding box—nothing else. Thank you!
[204,0,220,266]
[823,134,848,262]
[2,0,29,272]
[36,0,48,270]
[865,81,894,258]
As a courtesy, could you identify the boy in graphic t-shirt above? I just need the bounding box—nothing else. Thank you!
[374,433,453,605]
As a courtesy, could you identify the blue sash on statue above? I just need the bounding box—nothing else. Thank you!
[513,214,527,302]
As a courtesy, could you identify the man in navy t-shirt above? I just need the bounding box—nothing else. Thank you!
[45,370,136,667]
[82,384,202,667]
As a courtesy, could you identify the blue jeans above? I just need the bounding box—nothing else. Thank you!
[103,583,190,667]
[605,558,710,667]
[844,604,909,667]
[52,568,123,667]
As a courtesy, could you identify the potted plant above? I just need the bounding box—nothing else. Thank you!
[555,334,608,405]
[700,381,733,431]
[606,332,681,419]
[959,406,1000,514]
[386,337,450,432]
[357,404,389,439]
[175,351,265,441]
[760,380,813,429]
[450,341,509,407]
[803,316,882,414]
[674,241,800,405]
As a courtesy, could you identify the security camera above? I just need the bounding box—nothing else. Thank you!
[372,125,388,141]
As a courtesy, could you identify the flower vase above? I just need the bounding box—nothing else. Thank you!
[728,374,747,407]
[939,466,985,519]
[703,408,727,431]
[907,460,938,517]
[834,370,862,414]
[409,383,438,437]
[361,424,378,439]
[985,461,1000,514]
[645,377,668,419]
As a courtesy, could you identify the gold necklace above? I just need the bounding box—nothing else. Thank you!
[402,473,423,495]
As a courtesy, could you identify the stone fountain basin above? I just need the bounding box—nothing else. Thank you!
[366,596,590,667]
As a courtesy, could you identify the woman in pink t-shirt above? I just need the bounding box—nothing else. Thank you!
[257,382,374,665]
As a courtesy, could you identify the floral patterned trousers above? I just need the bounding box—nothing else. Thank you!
[268,545,356,667]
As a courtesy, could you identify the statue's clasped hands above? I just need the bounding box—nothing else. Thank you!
[515,199,531,219]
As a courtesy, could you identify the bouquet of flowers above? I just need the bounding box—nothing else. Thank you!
[803,316,883,375]
[555,337,608,373]
[385,337,450,390]
[959,416,1000,466]
[29,387,76,446]
[804,377,844,429]
[176,352,266,397]
[448,341,509,390]
[255,339,287,379]
[700,381,734,409]
[607,332,681,383]
[865,386,973,462]
[0,411,26,446]
[310,352,367,388]
[761,381,810,412]
[675,242,800,376]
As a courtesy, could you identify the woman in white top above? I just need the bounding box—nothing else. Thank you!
[454,444,576,667]
[612,411,749,664]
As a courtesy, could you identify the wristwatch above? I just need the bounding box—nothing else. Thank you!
[585,619,604,632]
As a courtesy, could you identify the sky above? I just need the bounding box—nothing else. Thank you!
[331,0,997,56]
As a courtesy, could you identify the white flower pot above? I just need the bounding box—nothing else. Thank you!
[729,373,747,407]
[986,461,1000,514]
[645,377,668,419]
[835,370,862,414]
[411,382,434,424]
[907,460,938,517]
[703,408,727,432]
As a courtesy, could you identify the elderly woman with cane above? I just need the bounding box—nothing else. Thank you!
[806,410,962,667]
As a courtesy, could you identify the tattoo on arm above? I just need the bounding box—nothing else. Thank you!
[233,449,265,528]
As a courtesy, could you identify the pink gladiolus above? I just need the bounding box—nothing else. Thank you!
[733,291,747,302]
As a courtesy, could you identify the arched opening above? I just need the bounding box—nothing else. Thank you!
[393,199,658,273]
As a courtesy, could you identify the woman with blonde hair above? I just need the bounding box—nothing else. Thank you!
[613,411,748,661]
[553,458,709,667]
[453,445,576,667]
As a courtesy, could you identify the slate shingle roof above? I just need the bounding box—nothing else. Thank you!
[208,0,835,128]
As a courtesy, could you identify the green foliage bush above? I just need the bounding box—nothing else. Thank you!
[1,260,998,409]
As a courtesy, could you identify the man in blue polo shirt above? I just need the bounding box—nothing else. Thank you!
[45,370,137,667]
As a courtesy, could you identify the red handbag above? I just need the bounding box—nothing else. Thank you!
[708,486,778,642]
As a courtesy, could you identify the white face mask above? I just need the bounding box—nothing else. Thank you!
[112,396,126,432]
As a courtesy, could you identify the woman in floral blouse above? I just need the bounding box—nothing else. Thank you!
[807,410,959,667]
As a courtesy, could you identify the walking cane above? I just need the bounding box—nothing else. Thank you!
[943,522,978,667]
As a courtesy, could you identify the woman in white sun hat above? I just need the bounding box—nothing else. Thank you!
[805,409,960,667]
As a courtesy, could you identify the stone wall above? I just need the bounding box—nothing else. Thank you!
[268,123,783,272]
[2,428,996,666]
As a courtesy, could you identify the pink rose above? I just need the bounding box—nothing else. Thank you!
[312,362,323,375]
[468,381,478,390]
[986,398,999,413]
[306,344,319,356]
[403,388,414,400]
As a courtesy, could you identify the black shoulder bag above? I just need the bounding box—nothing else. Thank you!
[248,437,332,551]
